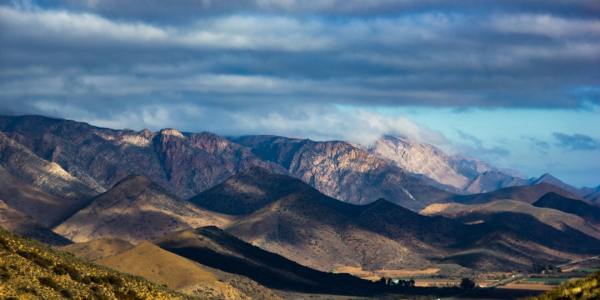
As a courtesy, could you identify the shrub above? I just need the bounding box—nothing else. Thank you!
[38,276,61,291]
[60,288,74,298]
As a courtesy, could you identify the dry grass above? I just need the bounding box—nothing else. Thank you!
[0,228,191,299]
[532,271,600,300]
[333,265,440,281]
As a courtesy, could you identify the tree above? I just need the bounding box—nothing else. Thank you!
[460,278,476,289]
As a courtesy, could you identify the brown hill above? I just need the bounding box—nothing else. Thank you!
[96,241,280,299]
[190,167,310,215]
[0,131,99,226]
[0,199,71,246]
[197,171,600,273]
[157,226,380,296]
[61,238,134,261]
[54,175,231,243]
[533,192,600,224]
[422,200,600,240]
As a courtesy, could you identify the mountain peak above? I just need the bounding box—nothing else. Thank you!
[158,128,184,138]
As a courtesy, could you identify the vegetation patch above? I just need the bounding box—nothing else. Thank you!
[0,228,193,299]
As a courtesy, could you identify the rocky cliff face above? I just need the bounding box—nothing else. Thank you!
[368,135,527,194]
[0,131,100,226]
[0,115,283,199]
[368,135,471,190]
[234,135,451,210]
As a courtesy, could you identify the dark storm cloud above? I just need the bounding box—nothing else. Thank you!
[0,0,599,136]
[553,132,600,151]
[37,0,600,20]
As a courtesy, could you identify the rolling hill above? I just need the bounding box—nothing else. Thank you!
[96,241,281,299]
[62,238,134,261]
[533,192,600,224]
[422,200,600,240]
[54,175,231,243]
[157,226,379,296]
[195,170,600,273]
[0,228,190,299]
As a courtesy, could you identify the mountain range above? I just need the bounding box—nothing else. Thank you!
[0,114,599,298]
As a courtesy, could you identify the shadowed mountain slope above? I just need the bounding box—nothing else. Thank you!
[533,192,600,224]
[189,167,310,215]
[97,241,281,299]
[0,199,71,246]
[195,170,600,273]
[422,200,600,240]
[157,226,379,295]
[54,175,231,243]
[0,132,100,227]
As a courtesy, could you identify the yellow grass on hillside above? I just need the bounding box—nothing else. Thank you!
[96,241,280,299]
[62,238,134,261]
[0,228,190,299]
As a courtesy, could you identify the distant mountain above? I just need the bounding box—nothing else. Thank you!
[0,199,71,246]
[189,167,310,215]
[450,182,582,205]
[54,175,231,243]
[367,135,527,194]
[368,135,471,190]
[422,200,600,240]
[1,115,454,211]
[233,135,451,210]
[529,173,583,195]
[196,170,600,272]
[0,131,100,227]
[583,187,600,205]
[464,170,529,194]
[158,226,378,295]
[533,192,600,224]
[0,115,283,199]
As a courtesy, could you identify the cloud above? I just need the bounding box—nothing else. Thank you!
[553,132,600,150]
[4,98,446,146]
[456,130,510,158]
[522,136,550,154]
[1,3,599,110]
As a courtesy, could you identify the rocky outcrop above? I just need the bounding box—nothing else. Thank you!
[369,135,471,190]
[0,115,284,199]
[234,135,451,210]
[368,135,528,194]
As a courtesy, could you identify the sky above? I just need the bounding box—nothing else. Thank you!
[0,0,599,187]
